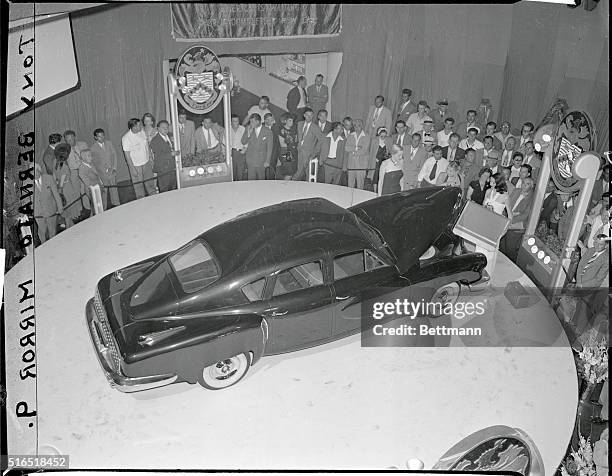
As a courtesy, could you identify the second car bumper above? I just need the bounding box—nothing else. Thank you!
[86,299,178,392]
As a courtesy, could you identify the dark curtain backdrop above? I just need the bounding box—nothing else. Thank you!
[5,2,608,185]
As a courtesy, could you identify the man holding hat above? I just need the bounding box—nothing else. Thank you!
[422,119,437,146]
[433,99,453,132]
[395,88,416,123]
[406,100,433,136]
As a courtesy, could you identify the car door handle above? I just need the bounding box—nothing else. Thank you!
[335,296,351,301]
[268,310,288,317]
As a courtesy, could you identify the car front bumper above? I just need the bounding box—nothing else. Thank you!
[86,298,178,392]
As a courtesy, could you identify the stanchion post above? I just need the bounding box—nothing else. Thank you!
[167,73,182,190]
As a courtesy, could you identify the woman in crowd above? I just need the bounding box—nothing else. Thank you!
[377,144,404,196]
[142,113,158,158]
[276,113,298,180]
[436,161,463,189]
[53,143,82,228]
[466,167,492,205]
[482,172,513,219]
[370,127,392,194]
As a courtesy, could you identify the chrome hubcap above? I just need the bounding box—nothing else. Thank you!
[211,358,239,380]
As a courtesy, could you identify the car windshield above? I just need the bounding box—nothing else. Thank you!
[169,240,220,293]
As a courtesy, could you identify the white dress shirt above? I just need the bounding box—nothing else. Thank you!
[326,132,344,158]
[501,149,515,167]
[437,130,452,148]
[297,88,307,108]
[230,125,245,151]
[418,156,448,184]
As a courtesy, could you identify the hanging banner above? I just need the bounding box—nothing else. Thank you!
[171,4,342,41]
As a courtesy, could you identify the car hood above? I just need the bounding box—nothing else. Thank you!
[349,187,463,274]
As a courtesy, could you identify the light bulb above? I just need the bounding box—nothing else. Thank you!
[531,245,538,254]
[197,167,205,175]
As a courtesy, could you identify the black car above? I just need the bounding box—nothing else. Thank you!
[86,186,487,391]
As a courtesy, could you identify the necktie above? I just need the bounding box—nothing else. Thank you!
[206,129,210,145]
[303,122,308,136]
[396,135,401,145]
[100,142,105,150]
[317,85,321,93]
[449,148,454,162]
[429,160,438,181]
[374,108,380,123]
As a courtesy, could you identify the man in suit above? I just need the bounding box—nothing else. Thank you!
[33,163,63,244]
[441,133,465,163]
[177,110,196,158]
[40,133,62,175]
[316,109,334,135]
[344,119,371,189]
[494,121,514,150]
[319,122,346,185]
[517,122,535,154]
[194,116,225,159]
[501,177,536,260]
[90,128,120,207]
[522,141,541,180]
[395,88,416,123]
[402,133,428,190]
[264,112,281,177]
[461,148,482,186]
[406,100,433,136]
[241,113,273,180]
[150,120,179,193]
[366,95,393,138]
[78,148,104,211]
[392,120,410,148]
[432,99,453,132]
[482,122,503,151]
[576,234,609,288]
[307,74,329,117]
[287,76,308,120]
[500,136,518,168]
[456,110,482,139]
[342,117,354,139]
[477,136,497,167]
[293,108,324,181]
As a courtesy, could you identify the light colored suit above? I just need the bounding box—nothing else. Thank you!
[241,126,273,180]
[319,135,346,185]
[306,83,329,115]
[345,131,371,189]
[402,145,428,190]
[366,105,393,137]
[178,120,196,157]
[34,173,63,244]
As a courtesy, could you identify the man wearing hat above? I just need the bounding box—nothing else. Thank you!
[433,99,453,132]
[395,88,416,123]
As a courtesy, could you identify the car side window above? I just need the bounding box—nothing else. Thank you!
[242,277,266,302]
[272,261,323,297]
[334,250,390,280]
[333,251,365,279]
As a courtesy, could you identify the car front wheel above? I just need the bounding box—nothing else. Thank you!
[198,353,250,390]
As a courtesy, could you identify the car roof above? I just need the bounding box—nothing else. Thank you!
[199,198,378,278]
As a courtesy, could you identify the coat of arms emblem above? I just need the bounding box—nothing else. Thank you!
[175,46,223,114]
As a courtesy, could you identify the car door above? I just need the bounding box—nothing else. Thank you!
[331,248,398,337]
[263,257,334,354]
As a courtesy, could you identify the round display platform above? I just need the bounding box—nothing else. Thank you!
[4,181,578,471]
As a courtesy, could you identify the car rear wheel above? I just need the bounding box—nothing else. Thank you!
[198,353,250,390]
[429,282,461,317]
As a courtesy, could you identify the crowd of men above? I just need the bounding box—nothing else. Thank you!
[3,75,610,294]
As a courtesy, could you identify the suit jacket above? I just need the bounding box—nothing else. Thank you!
[345,132,371,169]
[523,154,542,179]
[441,145,466,163]
[90,141,118,178]
[241,126,273,167]
[395,99,417,123]
[150,134,175,173]
[287,86,307,115]
[456,121,483,139]
[508,190,534,228]
[319,135,346,169]
[366,105,393,136]
[516,134,535,154]
[306,84,329,113]
[34,173,62,218]
[432,108,454,132]
[297,120,324,159]
[267,124,281,168]
[41,145,56,175]
[576,248,609,288]
[402,145,428,187]
[316,120,334,135]
[78,162,103,191]
[177,120,196,156]
[391,132,411,149]
[194,126,225,155]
